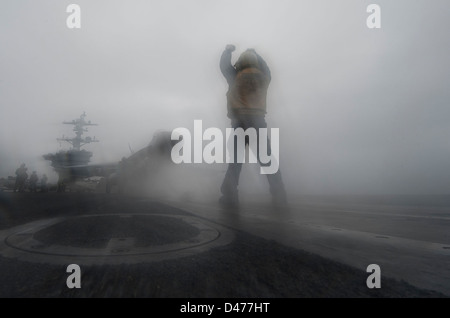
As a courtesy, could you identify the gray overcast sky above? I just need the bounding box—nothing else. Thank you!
[1,0,450,195]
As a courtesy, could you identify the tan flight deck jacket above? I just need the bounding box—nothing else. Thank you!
[220,48,271,119]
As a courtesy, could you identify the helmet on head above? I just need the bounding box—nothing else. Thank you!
[235,49,259,71]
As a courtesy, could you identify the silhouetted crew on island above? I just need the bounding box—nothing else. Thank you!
[219,44,287,209]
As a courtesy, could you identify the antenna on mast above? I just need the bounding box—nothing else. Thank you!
[57,112,99,151]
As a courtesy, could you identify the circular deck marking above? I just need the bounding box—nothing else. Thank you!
[0,214,234,265]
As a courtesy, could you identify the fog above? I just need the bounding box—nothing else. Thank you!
[1,0,450,197]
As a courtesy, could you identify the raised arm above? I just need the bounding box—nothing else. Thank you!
[220,45,237,85]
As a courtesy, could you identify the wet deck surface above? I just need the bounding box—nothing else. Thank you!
[0,192,447,297]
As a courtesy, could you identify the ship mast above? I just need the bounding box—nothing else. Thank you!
[58,112,98,150]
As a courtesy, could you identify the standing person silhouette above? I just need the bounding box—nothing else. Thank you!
[40,174,48,193]
[14,163,28,192]
[219,44,287,209]
[29,171,38,192]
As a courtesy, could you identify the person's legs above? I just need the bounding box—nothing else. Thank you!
[220,115,288,208]
[220,163,242,205]
[220,118,245,207]
[252,117,288,207]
